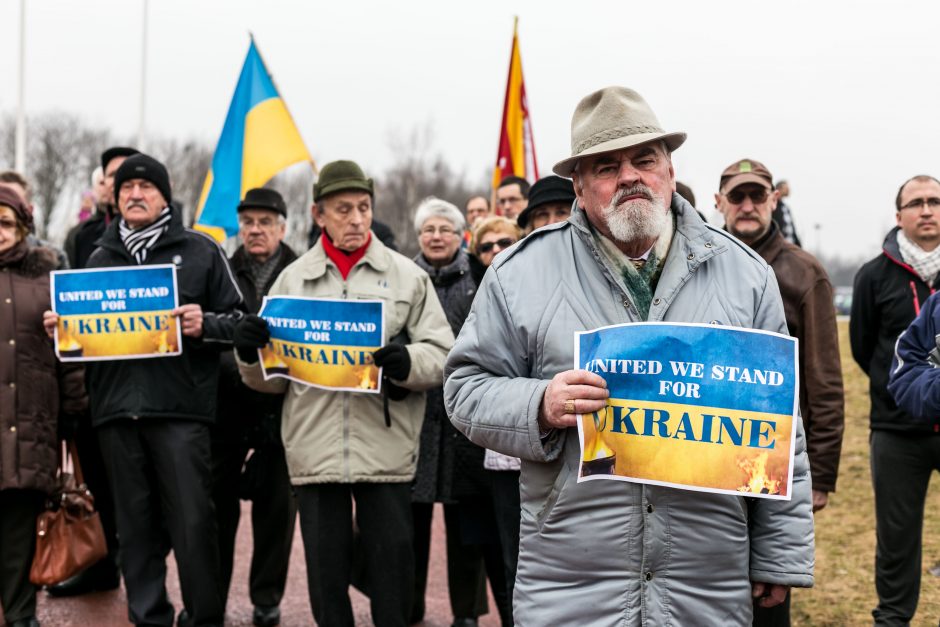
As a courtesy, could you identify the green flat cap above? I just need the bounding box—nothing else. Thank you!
[313,160,374,201]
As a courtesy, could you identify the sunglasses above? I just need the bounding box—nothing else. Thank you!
[478,238,515,254]
[725,188,770,205]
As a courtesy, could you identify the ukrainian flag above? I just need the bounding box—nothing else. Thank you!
[195,40,314,241]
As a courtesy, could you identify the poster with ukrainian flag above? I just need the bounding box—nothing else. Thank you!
[575,322,798,500]
[51,265,181,362]
[258,296,385,393]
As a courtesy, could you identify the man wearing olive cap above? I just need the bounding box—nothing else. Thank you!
[234,160,453,627]
[444,87,815,625]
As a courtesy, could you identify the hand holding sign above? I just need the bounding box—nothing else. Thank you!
[234,314,270,363]
[538,370,609,431]
[173,303,203,338]
[43,310,58,339]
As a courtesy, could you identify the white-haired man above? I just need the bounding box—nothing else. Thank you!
[444,87,815,625]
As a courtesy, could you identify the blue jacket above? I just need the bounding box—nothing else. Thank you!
[888,291,940,425]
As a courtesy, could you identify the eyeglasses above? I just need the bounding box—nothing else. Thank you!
[239,217,279,229]
[478,238,515,254]
[725,188,770,205]
[419,225,457,237]
[900,197,940,211]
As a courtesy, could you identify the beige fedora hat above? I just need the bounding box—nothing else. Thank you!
[553,86,686,177]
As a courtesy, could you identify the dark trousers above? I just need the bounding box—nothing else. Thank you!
[870,430,940,626]
[753,590,790,626]
[211,430,296,609]
[412,502,486,620]
[296,483,413,627]
[0,489,44,623]
[490,470,521,611]
[98,419,223,627]
[73,411,120,571]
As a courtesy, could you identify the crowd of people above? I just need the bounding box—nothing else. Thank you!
[0,83,938,627]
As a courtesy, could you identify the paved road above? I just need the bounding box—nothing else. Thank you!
[26,503,501,626]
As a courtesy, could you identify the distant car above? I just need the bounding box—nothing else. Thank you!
[834,286,852,316]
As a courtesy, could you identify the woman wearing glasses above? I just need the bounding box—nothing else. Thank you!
[411,198,511,627]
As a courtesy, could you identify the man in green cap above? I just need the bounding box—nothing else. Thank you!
[233,160,454,627]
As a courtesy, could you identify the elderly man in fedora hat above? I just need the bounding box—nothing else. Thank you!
[444,87,815,625]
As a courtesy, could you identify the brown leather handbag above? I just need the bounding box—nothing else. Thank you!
[29,441,108,587]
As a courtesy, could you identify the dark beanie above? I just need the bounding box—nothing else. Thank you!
[100,146,139,171]
[0,185,32,233]
[113,153,172,206]
[237,188,287,217]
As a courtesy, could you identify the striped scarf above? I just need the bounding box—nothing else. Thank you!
[119,206,172,264]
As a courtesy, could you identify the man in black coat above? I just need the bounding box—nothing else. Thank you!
[51,146,138,598]
[850,174,940,626]
[212,188,297,627]
[46,153,243,627]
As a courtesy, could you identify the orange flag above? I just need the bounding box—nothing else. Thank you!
[492,17,538,192]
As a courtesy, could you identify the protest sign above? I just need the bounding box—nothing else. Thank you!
[52,265,181,361]
[258,296,385,393]
[575,322,798,500]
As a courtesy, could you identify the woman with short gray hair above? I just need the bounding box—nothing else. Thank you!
[410,197,509,625]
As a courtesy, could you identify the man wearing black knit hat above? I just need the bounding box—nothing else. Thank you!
[45,152,243,627]
[48,144,139,600]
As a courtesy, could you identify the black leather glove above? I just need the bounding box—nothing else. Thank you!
[373,344,411,381]
[233,314,270,364]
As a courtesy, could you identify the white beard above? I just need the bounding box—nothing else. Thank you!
[602,186,669,245]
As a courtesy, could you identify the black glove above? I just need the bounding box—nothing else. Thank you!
[233,314,270,364]
[373,344,411,381]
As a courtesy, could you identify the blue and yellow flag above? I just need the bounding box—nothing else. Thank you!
[195,40,314,241]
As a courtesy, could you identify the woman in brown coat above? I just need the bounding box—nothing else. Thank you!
[0,186,87,627]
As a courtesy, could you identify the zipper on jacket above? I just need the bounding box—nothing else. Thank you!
[341,281,351,482]
[910,281,921,316]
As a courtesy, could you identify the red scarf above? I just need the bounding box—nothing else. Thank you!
[322,231,371,280]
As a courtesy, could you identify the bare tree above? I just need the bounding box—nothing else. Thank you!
[148,137,213,227]
[377,122,478,258]
[269,165,315,253]
[0,112,107,240]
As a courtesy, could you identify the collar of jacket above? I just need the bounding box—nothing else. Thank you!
[230,242,297,277]
[295,229,390,280]
[94,204,186,261]
[564,193,726,268]
[879,225,933,284]
[413,249,470,287]
[748,221,786,264]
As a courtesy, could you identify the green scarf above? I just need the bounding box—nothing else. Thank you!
[593,214,675,320]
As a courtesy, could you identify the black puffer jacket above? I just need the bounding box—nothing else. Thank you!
[85,207,244,426]
[411,250,482,503]
[850,227,940,433]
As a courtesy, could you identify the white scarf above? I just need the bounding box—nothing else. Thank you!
[898,230,940,286]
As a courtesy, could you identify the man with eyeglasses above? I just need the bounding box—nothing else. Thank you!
[445,87,815,625]
[212,188,297,627]
[495,175,530,221]
[716,158,845,626]
[850,174,940,626]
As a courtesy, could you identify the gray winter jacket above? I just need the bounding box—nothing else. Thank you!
[444,196,815,626]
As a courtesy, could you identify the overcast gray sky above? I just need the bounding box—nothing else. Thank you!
[2,0,938,261]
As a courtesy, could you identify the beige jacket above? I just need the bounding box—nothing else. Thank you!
[239,234,454,484]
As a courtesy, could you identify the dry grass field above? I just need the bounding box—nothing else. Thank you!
[791,321,940,625]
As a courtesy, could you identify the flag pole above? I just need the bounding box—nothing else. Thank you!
[138,0,148,150]
[15,0,27,174]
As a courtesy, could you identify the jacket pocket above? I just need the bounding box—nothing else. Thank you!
[535,453,572,533]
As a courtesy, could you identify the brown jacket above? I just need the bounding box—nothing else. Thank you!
[755,225,845,492]
[0,246,87,493]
